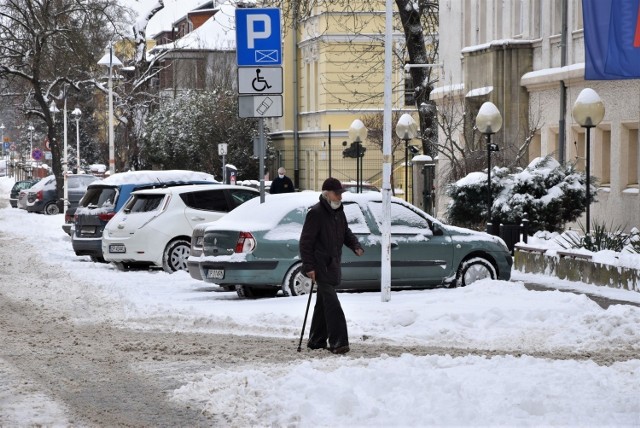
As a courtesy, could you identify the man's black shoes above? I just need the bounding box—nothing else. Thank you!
[307,341,327,350]
[329,345,350,354]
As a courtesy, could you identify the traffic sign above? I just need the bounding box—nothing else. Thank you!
[238,95,283,118]
[238,67,283,94]
[236,8,282,66]
[218,143,228,155]
[44,138,51,150]
[32,148,43,161]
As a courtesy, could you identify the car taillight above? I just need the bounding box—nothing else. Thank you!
[98,212,115,222]
[234,232,256,253]
[36,190,43,201]
[65,212,72,222]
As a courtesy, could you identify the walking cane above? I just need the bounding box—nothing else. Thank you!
[296,280,315,352]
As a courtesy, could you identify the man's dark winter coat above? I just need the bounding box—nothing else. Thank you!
[270,175,294,193]
[299,195,362,286]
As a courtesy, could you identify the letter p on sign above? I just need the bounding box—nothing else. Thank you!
[247,14,271,49]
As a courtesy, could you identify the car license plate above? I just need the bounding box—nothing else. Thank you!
[109,244,126,253]
[81,226,96,234]
[207,269,224,280]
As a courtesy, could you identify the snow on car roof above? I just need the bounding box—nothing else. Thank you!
[29,175,56,191]
[130,184,256,194]
[207,191,394,232]
[100,170,218,185]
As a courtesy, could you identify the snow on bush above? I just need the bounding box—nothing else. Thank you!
[446,156,597,233]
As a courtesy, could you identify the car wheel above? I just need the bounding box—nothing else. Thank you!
[282,263,313,297]
[455,257,496,287]
[162,239,191,273]
[236,285,256,299]
[44,202,60,215]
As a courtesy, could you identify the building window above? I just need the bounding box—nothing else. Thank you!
[513,0,524,37]
[598,129,611,187]
[531,0,541,38]
[570,128,586,172]
[404,72,415,106]
[548,128,560,159]
[463,0,471,46]
[626,127,639,188]
[529,132,541,163]
[574,0,583,31]
[552,0,563,36]
[305,61,311,113]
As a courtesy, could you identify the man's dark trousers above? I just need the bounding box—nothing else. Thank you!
[309,281,348,348]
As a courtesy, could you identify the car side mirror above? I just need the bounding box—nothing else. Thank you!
[432,223,444,236]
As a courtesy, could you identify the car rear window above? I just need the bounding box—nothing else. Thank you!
[180,189,229,212]
[124,194,166,213]
[80,186,117,208]
[228,189,259,207]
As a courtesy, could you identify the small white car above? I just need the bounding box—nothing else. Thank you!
[102,184,259,272]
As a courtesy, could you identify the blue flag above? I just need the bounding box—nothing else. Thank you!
[584,0,640,80]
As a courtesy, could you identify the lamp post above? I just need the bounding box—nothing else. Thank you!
[28,124,34,159]
[50,100,69,213]
[572,88,605,235]
[49,101,61,174]
[348,119,368,193]
[97,42,123,175]
[0,124,5,166]
[395,113,418,202]
[72,107,82,173]
[475,102,503,226]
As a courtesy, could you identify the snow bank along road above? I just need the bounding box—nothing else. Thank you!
[0,194,638,426]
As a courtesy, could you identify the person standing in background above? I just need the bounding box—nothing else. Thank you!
[270,167,294,194]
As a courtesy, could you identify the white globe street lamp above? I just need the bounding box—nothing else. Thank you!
[572,88,605,235]
[475,102,503,226]
[395,113,418,202]
[348,119,368,193]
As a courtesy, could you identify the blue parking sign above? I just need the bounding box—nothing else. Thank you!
[236,8,282,66]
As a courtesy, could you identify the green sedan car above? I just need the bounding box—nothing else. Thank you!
[195,192,512,298]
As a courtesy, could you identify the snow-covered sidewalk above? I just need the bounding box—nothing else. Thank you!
[1,176,639,426]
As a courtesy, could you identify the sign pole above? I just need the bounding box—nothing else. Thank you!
[259,118,265,203]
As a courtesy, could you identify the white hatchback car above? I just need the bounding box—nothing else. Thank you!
[102,184,259,272]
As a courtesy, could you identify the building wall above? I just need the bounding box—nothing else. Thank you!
[267,4,414,193]
[437,0,640,231]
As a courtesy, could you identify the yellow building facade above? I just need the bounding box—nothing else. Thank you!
[265,1,418,195]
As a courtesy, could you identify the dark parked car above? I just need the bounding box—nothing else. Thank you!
[25,174,99,215]
[195,192,513,298]
[9,179,39,208]
[72,170,217,263]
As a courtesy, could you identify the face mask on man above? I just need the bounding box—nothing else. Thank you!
[279,174,285,179]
